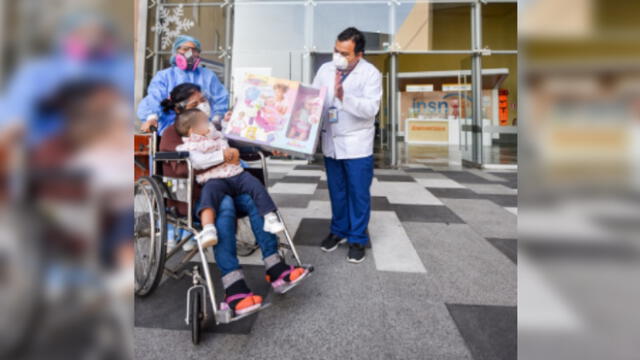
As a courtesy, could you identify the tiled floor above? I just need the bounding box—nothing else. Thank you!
[134,158,517,360]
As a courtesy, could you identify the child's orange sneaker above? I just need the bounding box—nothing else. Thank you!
[222,293,263,316]
[270,265,310,294]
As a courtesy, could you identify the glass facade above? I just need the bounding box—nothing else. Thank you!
[141,0,517,167]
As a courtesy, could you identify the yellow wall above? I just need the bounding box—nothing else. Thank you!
[394,3,517,125]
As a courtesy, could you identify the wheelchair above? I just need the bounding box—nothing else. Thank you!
[134,129,313,344]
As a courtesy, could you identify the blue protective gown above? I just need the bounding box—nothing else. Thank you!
[136,65,229,135]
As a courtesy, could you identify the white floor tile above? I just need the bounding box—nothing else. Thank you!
[269,182,317,194]
[287,169,326,177]
[465,183,518,195]
[371,179,443,205]
[369,211,427,273]
[278,200,333,237]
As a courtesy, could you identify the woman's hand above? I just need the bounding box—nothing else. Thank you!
[140,116,158,133]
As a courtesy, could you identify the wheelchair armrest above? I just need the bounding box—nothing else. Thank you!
[239,151,264,162]
[155,151,190,160]
[238,148,270,162]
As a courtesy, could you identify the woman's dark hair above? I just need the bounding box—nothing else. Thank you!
[337,27,366,55]
[160,83,201,113]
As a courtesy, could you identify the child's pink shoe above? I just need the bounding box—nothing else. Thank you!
[267,266,310,294]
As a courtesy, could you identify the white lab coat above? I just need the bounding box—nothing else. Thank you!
[312,59,382,160]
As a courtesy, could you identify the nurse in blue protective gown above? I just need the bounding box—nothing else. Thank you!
[137,35,228,135]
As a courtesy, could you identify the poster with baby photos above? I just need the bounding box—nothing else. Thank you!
[224,73,326,158]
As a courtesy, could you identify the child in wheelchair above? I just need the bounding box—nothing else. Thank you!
[175,108,285,248]
[173,109,308,314]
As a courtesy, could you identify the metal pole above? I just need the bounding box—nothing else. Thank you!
[471,0,483,165]
[135,0,149,107]
[152,0,163,76]
[223,1,233,88]
[390,53,397,167]
[389,0,397,167]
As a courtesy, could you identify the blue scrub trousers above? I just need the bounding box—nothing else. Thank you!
[324,155,374,245]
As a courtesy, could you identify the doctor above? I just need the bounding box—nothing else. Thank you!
[313,27,382,264]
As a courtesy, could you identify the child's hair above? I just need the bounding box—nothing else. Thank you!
[175,108,205,136]
[161,83,201,113]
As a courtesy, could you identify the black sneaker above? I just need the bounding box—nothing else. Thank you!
[347,243,366,263]
[320,233,346,252]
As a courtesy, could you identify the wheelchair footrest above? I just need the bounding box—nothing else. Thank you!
[215,302,272,324]
[272,264,314,295]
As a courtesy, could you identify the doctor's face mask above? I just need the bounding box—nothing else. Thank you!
[334,40,362,71]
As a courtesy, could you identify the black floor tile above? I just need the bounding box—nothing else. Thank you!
[403,167,435,173]
[135,264,270,334]
[441,171,493,184]
[489,172,517,182]
[375,174,416,182]
[480,194,518,208]
[392,204,465,224]
[446,304,517,360]
[277,176,321,184]
[293,218,371,248]
[428,188,480,199]
[271,194,312,208]
[294,164,324,170]
[292,218,332,247]
[503,180,518,189]
[317,180,328,189]
[488,172,518,189]
[486,238,517,264]
[371,196,393,211]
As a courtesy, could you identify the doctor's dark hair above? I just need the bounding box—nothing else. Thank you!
[337,27,365,55]
[160,83,201,113]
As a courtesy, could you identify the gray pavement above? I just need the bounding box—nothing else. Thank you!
[135,160,517,360]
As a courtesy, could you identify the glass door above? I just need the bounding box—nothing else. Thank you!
[459,56,476,164]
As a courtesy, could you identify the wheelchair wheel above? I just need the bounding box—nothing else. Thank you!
[134,176,167,297]
[191,291,202,345]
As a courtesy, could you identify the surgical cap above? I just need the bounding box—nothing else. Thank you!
[172,35,202,54]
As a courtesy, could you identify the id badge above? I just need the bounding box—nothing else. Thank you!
[328,106,338,123]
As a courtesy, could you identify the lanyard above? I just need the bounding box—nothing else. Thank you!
[338,66,356,84]
[339,70,350,84]
[339,60,359,83]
